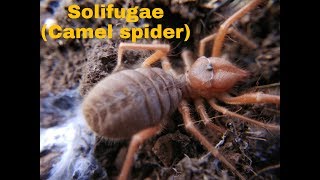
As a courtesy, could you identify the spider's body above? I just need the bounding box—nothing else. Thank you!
[83,67,182,140]
[82,56,250,139]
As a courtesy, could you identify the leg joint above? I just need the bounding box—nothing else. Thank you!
[132,134,143,144]
[256,92,263,102]
[185,121,195,131]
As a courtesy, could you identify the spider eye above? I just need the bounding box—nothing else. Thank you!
[206,63,213,71]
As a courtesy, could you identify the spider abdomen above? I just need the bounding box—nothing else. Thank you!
[82,67,182,140]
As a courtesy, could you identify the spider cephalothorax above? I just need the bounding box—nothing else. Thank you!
[186,56,249,98]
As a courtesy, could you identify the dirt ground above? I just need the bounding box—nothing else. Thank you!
[40,0,280,179]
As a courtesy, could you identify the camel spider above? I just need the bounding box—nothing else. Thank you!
[82,0,279,179]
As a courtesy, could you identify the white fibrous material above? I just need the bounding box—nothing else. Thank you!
[40,90,107,179]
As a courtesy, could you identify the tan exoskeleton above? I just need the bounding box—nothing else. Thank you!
[82,0,279,179]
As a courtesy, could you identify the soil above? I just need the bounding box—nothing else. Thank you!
[40,0,280,179]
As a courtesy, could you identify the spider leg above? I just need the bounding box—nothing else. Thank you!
[160,56,177,76]
[199,26,257,57]
[217,92,280,105]
[212,0,264,57]
[181,49,194,71]
[161,49,194,77]
[199,33,216,57]
[178,100,246,180]
[114,42,170,72]
[194,98,226,134]
[118,124,162,180]
[228,27,258,49]
[208,98,280,131]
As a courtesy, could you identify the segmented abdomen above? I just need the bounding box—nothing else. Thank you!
[82,67,182,140]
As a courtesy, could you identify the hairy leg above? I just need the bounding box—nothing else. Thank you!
[114,42,170,72]
[228,27,258,49]
[161,56,177,76]
[118,124,162,180]
[198,27,257,57]
[208,98,280,131]
[194,98,226,134]
[181,50,194,71]
[212,0,264,57]
[217,92,280,105]
[199,33,216,57]
[178,100,246,180]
